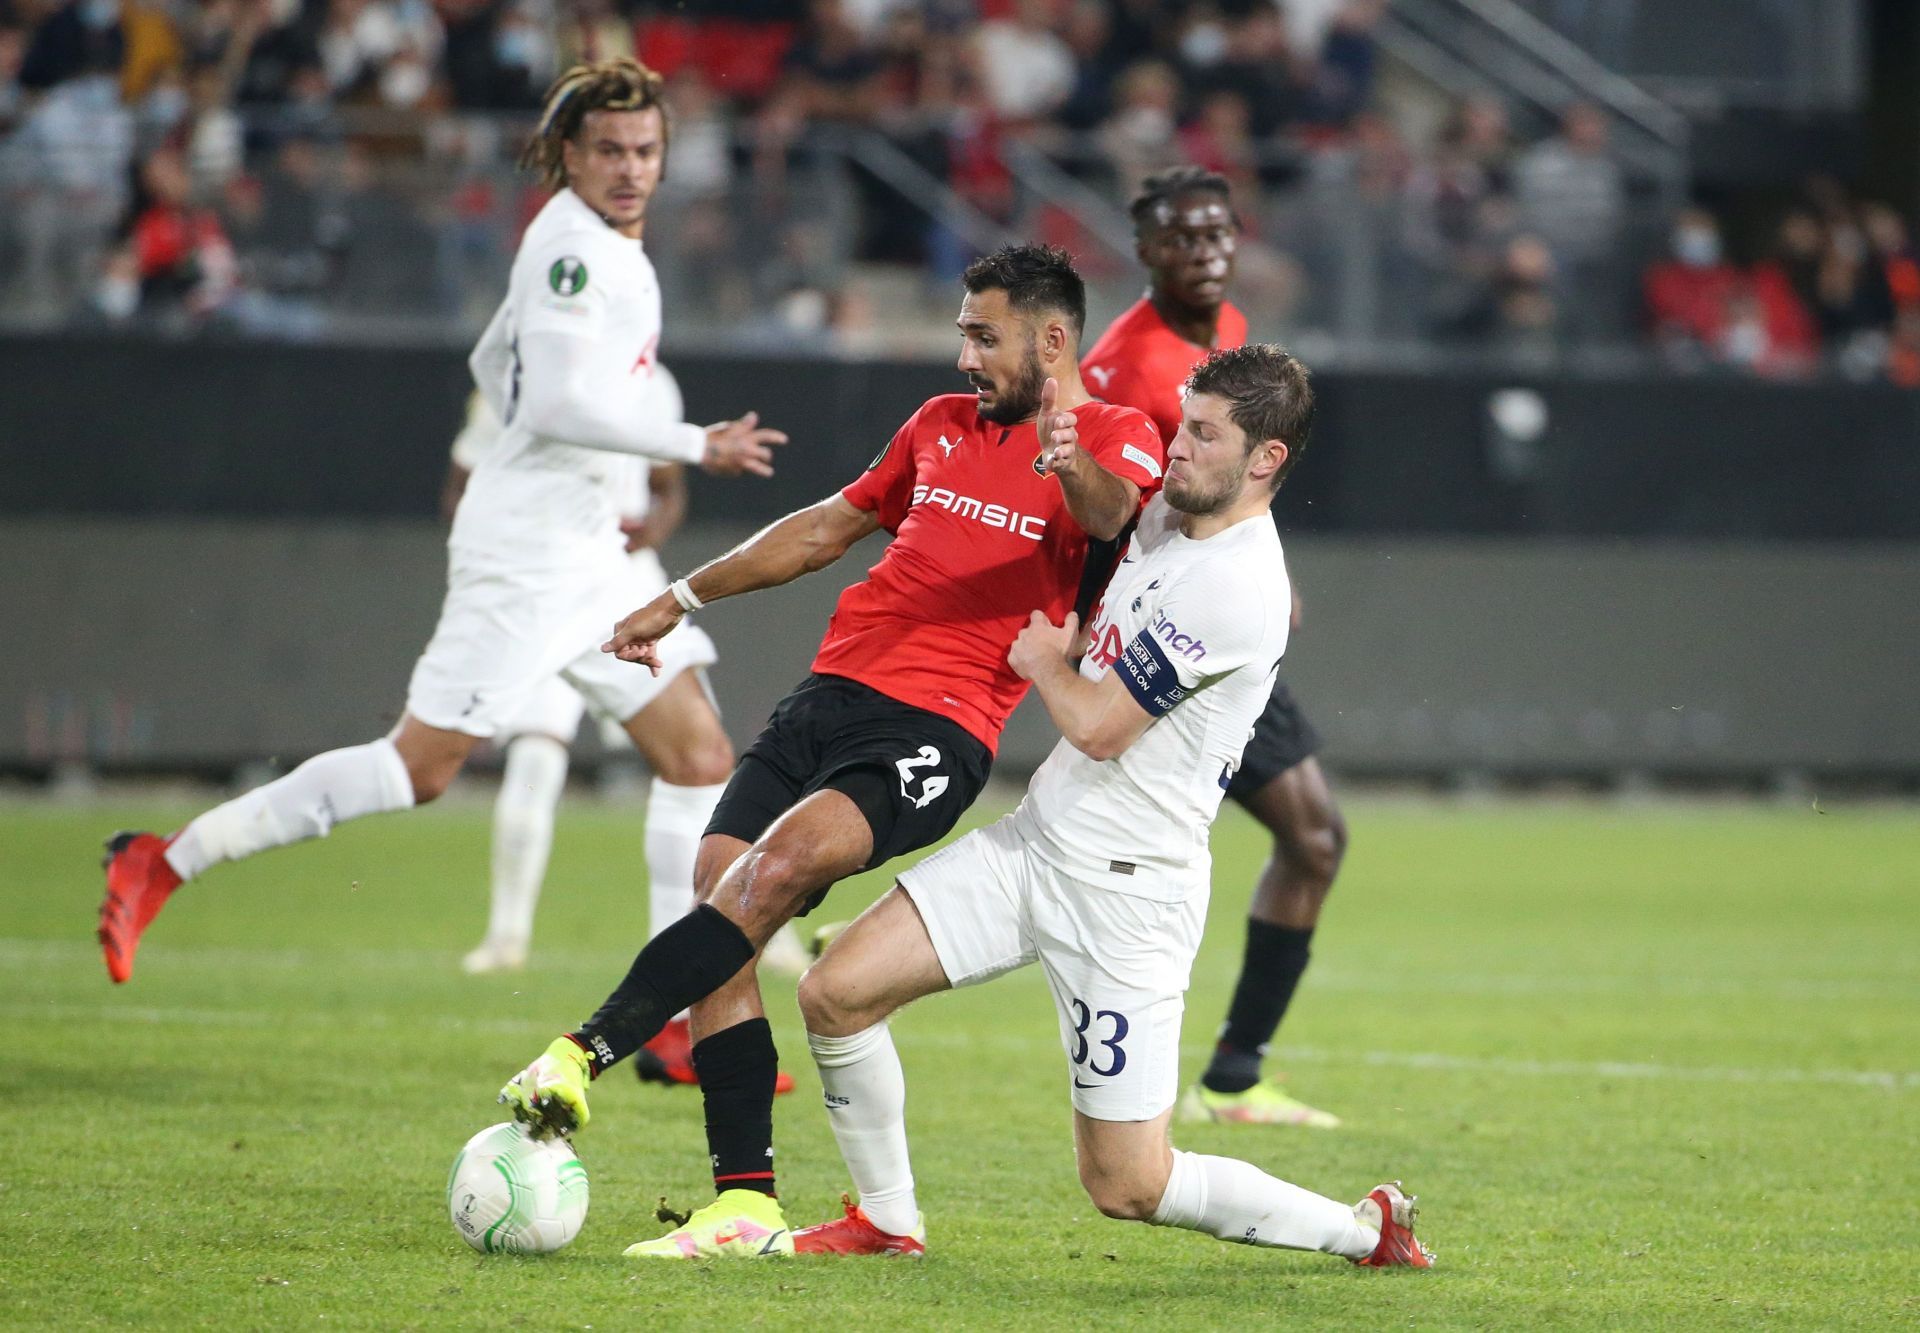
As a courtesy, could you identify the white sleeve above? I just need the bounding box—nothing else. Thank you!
[450,391,500,468]
[511,331,706,463]
[507,240,705,464]
[1115,566,1283,717]
[468,299,512,419]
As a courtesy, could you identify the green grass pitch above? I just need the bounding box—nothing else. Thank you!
[2,793,1915,1329]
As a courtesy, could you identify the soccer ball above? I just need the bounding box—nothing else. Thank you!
[447,1121,589,1254]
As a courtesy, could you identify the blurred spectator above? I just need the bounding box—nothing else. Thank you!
[1513,101,1623,336]
[1053,0,1115,133]
[1178,88,1258,212]
[1887,307,1920,389]
[1643,206,1741,369]
[1717,275,1817,379]
[441,0,548,111]
[98,140,237,325]
[1296,0,1381,131]
[1444,232,1561,359]
[781,0,883,125]
[1211,4,1296,139]
[1862,202,1920,317]
[1,15,30,132]
[555,0,633,69]
[1403,96,1516,330]
[972,0,1073,128]
[1097,57,1178,193]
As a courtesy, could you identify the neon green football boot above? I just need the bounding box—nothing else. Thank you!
[1179,1078,1341,1128]
[624,1189,795,1259]
[498,1036,593,1139]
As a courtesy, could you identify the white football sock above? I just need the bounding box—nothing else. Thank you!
[483,733,571,945]
[1149,1150,1377,1259]
[646,777,725,1025]
[644,778,724,940]
[808,1023,920,1237]
[164,738,415,883]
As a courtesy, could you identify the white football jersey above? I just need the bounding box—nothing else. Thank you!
[450,364,686,525]
[1014,494,1292,903]
[455,189,693,570]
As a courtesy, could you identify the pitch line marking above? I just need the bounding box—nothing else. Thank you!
[10,1000,1913,1091]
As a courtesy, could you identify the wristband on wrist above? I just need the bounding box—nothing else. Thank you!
[668,578,704,613]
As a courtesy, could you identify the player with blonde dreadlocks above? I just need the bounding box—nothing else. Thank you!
[98,54,790,1062]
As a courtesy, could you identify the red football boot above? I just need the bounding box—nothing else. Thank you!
[635,1017,797,1094]
[794,1194,925,1256]
[1352,1181,1434,1268]
[98,831,183,984]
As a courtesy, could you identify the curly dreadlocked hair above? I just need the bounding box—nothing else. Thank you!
[1127,166,1235,238]
[521,58,669,192]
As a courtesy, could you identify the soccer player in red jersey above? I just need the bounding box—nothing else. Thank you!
[498,244,1166,1258]
[1084,168,1349,1131]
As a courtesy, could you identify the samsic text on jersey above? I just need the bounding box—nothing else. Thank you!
[817,394,1164,753]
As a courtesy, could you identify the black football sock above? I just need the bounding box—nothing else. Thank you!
[569,904,755,1077]
[1202,921,1315,1095]
[692,1018,780,1198]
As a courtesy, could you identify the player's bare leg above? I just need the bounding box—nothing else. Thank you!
[790,886,951,1254]
[1073,1106,1426,1264]
[616,791,877,1258]
[1190,756,1347,1126]
[100,713,472,983]
[620,672,810,976]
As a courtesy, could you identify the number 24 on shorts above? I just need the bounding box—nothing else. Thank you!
[1068,997,1128,1078]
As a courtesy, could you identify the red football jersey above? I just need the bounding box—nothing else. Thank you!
[819,393,1164,752]
[1081,297,1250,443]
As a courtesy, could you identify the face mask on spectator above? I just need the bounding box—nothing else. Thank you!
[381,58,431,108]
[1674,227,1720,268]
[496,24,542,71]
[1179,22,1229,67]
[146,83,189,131]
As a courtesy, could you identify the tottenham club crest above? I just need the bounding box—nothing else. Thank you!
[548,256,589,297]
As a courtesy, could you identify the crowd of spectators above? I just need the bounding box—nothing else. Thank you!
[1642,187,1920,386]
[0,0,1915,385]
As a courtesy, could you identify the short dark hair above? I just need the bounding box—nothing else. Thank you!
[1184,344,1315,490]
[961,244,1086,341]
[1129,166,1234,238]
[523,58,668,191]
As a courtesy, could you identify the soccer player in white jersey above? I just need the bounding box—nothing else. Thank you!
[788,345,1432,1268]
[97,58,786,985]
[444,382,809,1085]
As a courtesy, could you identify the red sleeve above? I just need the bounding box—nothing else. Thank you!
[840,402,924,534]
[1084,405,1165,502]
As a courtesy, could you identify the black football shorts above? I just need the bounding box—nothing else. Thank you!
[1225,677,1323,803]
[707,673,993,908]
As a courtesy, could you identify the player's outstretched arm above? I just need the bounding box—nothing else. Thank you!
[511,329,787,473]
[1008,611,1156,761]
[603,495,880,669]
[1039,378,1140,541]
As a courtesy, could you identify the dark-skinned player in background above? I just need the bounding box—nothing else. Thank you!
[1081,167,1347,1129]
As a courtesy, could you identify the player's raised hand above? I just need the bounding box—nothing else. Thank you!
[1008,609,1079,681]
[602,593,681,673]
[701,411,787,478]
[1037,378,1082,477]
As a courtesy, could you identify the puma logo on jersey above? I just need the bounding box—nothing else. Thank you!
[1087,364,1114,390]
[910,484,1047,540]
[937,433,963,458]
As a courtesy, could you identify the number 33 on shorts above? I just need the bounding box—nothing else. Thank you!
[1068,997,1128,1084]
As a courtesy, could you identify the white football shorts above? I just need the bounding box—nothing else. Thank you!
[406,548,716,741]
[899,812,1207,1122]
